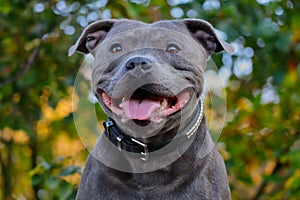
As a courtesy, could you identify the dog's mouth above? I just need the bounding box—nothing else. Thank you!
[100,87,193,123]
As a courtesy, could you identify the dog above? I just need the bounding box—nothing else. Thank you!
[69,19,234,200]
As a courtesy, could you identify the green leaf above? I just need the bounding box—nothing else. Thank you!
[58,180,73,200]
[37,189,50,200]
[46,176,59,190]
[58,166,81,177]
[31,174,43,186]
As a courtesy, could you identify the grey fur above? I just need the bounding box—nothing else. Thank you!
[69,19,233,200]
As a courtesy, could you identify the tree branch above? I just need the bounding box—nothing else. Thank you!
[253,131,300,199]
[0,44,40,88]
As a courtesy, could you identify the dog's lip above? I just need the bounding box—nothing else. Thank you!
[99,87,193,123]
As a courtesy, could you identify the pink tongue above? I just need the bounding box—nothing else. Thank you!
[120,98,161,120]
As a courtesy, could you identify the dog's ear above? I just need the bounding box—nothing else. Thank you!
[68,19,117,56]
[183,19,234,55]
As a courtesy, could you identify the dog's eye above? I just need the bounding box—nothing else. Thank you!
[166,44,180,54]
[87,36,95,42]
[110,43,122,53]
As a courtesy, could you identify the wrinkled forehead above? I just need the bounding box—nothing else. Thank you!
[99,22,205,54]
[106,20,190,37]
[93,25,208,73]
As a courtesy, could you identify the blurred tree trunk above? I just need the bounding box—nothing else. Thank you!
[29,139,39,200]
[0,138,13,199]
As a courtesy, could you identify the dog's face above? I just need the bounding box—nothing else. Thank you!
[69,19,233,139]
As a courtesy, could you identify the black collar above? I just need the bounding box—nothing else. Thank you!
[103,99,204,161]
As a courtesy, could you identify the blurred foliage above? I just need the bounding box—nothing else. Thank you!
[0,0,299,199]
[29,157,80,200]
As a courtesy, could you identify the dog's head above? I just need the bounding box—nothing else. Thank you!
[69,19,233,139]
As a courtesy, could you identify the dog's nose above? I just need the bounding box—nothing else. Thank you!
[125,57,152,71]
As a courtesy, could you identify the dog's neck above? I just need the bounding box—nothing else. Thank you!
[91,99,213,174]
[104,114,212,190]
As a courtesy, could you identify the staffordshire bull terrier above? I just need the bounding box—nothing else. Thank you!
[69,19,234,200]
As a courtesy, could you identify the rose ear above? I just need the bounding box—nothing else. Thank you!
[68,19,117,56]
[183,19,235,55]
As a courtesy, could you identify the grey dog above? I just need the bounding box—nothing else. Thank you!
[69,19,234,200]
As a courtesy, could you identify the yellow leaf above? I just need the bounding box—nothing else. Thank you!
[12,93,21,104]
[12,129,29,144]
[237,97,253,112]
[52,132,84,157]
[24,38,41,51]
[36,119,50,139]
[285,169,300,189]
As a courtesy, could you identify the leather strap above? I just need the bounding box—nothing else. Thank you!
[103,99,203,161]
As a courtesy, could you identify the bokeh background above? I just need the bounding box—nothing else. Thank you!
[0,0,300,199]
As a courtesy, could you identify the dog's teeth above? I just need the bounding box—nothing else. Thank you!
[159,98,168,110]
[119,97,126,108]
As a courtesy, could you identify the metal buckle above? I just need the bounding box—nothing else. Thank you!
[131,138,149,161]
[104,120,114,134]
[104,121,124,151]
[116,135,124,151]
